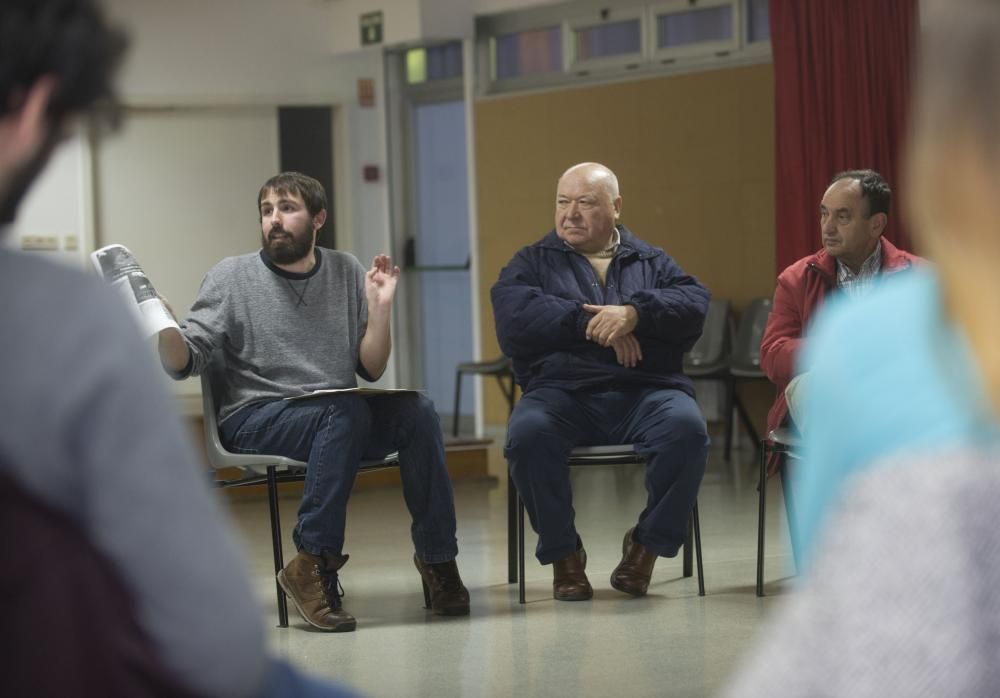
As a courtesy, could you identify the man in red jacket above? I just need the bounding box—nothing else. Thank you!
[760,170,921,448]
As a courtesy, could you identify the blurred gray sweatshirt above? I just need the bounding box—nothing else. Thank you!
[724,450,1000,697]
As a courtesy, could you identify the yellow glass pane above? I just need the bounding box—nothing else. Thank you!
[406,48,427,84]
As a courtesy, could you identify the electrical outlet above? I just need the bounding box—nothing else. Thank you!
[20,235,60,251]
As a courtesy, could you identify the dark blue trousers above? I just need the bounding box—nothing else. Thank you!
[220,392,458,563]
[505,386,708,564]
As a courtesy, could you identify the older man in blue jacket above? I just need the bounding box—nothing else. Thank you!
[492,162,710,601]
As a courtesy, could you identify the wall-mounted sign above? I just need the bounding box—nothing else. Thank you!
[360,11,383,46]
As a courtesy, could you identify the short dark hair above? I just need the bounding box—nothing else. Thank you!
[257,172,327,218]
[830,169,892,217]
[0,0,127,129]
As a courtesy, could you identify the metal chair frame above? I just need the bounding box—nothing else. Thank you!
[452,356,516,438]
[757,427,800,596]
[507,445,705,604]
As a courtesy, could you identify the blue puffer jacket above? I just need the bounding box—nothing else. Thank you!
[491,225,710,395]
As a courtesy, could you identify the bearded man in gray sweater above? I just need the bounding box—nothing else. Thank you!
[158,172,469,632]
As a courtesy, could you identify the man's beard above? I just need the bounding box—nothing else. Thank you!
[262,227,313,265]
[0,128,61,225]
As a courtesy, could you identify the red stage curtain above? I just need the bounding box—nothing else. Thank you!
[770,0,918,272]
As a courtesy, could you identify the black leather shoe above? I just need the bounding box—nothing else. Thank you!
[552,546,593,601]
[414,556,470,616]
[610,527,658,597]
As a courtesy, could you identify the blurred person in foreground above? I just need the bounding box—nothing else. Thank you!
[725,1,1000,694]
[0,1,352,695]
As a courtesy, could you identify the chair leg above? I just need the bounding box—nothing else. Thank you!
[266,466,289,627]
[518,497,526,604]
[723,377,736,460]
[693,499,705,596]
[683,521,693,578]
[507,474,518,583]
[452,370,463,437]
[756,442,768,597]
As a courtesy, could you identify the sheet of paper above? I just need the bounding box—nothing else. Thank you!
[284,387,418,401]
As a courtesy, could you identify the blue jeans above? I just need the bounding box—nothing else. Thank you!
[505,386,708,564]
[221,393,458,563]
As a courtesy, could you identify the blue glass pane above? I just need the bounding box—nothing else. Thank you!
[748,0,770,42]
[575,19,641,61]
[657,6,732,48]
[413,101,474,416]
[495,26,561,80]
[426,42,462,81]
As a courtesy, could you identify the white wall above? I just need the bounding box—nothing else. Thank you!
[10,134,92,268]
[24,0,563,412]
[106,0,364,103]
[85,1,396,410]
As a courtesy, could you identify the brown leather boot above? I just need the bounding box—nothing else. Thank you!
[610,527,658,597]
[413,555,470,616]
[552,545,592,601]
[277,551,357,632]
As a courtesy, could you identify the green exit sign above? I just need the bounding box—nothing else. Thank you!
[360,11,383,46]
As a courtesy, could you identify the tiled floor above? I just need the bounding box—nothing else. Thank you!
[224,441,796,697]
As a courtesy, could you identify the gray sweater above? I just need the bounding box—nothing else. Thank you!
[724,450,1000,697]
[0,247,269,697]
[174,248,369,422]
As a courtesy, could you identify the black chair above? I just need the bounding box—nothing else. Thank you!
[452,356,515,437]
[684,298,735,455]
[725,298,772,459]
[683,298,732,378]
[509,445,705,604]
[757,426,800,596]
[452,355,521,582]
[200,354,399,627]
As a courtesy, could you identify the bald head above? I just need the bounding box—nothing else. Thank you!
[559,162,620,201]
[554,162,623,253]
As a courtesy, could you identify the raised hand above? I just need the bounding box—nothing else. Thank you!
[583,303,638,346]
[365,254,401,309]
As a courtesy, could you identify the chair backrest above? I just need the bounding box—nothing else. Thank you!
[199,352,306,473]
[199,352,230,470]
[683,298,731,372]
[730,297,772,374]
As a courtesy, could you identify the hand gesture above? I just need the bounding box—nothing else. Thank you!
[583,303,638,346]
[365,254,401,309]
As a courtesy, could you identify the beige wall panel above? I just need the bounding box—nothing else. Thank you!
[476,64,775,426]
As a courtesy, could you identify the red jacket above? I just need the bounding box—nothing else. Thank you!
[760,237,922,439]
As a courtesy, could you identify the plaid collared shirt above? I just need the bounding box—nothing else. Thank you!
[836,239,883,299]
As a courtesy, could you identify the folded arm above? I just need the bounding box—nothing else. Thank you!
[624,258,710,352]
[491,251,591,358]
